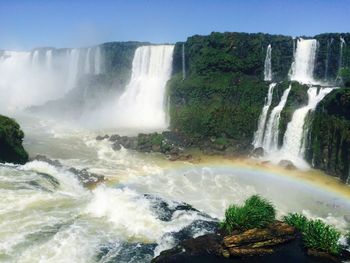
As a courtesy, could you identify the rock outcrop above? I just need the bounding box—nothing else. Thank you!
[0,115,28,164]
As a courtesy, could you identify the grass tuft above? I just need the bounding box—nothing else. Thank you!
[220,195,276,233]
[283,213,341,255]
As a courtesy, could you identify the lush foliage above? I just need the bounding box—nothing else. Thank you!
[283,213,308,232]
[220,195,276,233]
[346,231,350,244]
[0,115,28,164]
[306,88,350,182]
[283,213,341,255]
[303,219,341,255]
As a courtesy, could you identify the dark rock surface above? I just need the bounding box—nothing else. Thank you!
[32,155,104,187]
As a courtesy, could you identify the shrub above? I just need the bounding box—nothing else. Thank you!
[345,231,350,245]
[283,213,308,232]
[221,195,276,233]
[283,213,341,255]
[303,219,341,255]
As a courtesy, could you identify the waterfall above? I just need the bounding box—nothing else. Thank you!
[264,44,272,81]
[46,50,53,69]
[67,49,80,90]
[324,38,333,80]
[253,83,276,148]
[31,50,39,66]
[94,46,101,74]
[290,39,317,84]
[339,36,346,71]
[84,48,91,74]
[182,44,186,80]
[281,87,333,163]
[262,85,291,152]
[112,45,174,129]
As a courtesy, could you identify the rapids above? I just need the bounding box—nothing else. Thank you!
[0,114,349,262]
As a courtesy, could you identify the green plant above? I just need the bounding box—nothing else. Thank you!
[283,213,308,232]
[284,213,341,255]
[220,195,276,233]
[303,219,341,255]
[346,231,350,245]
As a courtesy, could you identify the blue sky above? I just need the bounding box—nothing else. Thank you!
[0,0,349,50]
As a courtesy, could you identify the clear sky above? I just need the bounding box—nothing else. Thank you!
[1,0,349,50]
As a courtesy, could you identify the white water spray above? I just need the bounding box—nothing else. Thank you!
[290,39,318,84]
[281,87,333,166]
[262,85,291,152]
[112,45,174,130]
[253,83,276,148]
[264,44,272,81]
[94,46,102,75]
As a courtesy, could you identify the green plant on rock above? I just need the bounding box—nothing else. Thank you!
[283,213,341,255]
[220,195,276,233]
[303,219,341,255]
[283,213,308,232]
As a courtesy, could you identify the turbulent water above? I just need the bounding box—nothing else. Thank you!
[92,45,174,131]
[0,47,102,113]
[280,87,333,168]
[0,114,349,262]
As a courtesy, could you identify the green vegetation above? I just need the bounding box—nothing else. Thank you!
[283,213,308,232]
[306,88,350,182]
[283,213,341,255]
[339,68,350,87]
[346,231,350,244]
[0,115,28,164]
[220,195,276,233]
[169,32,294,141]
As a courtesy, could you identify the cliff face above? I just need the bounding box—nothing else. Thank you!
[306,89,350,183]
[0,115,28,164]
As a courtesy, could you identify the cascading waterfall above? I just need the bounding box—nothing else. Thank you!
[280,87,333,165]
[324,38,333,80]
[84,48,92,74]
[253,83,276,148]
[112,45,174,130]
[94,46,102,74]
[261,85,291,152]
[264,44,272,81]
[0,46,102,112]
[339,36,346,71]
[46,50,53,70]
[290,38,317,84]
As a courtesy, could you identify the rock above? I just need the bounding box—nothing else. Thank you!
[278,160,297,170]
[112,142,121,151]
[33,154,63,167]
[0,115,28,164]
[251,147,265,157]
[96,135,109,141]
[109,134,121,142]
[344,215,350,223]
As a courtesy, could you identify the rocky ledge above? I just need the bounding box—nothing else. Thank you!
[152,221,350,263]
[96,131,253,161]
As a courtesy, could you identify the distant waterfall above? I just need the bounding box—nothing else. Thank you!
[253,83,276,148]
[113,45,174,129]
[290,39,317,84]
[281,87,333,162]
[324,38,333,80]
[84,48,92,74]
[262,85,291,152]
[0,46,103,112]
[264,44,272,81]
[31,50,39,66]
[94,46,101,75]
[67,49,80,90]
[339,36,346,71]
